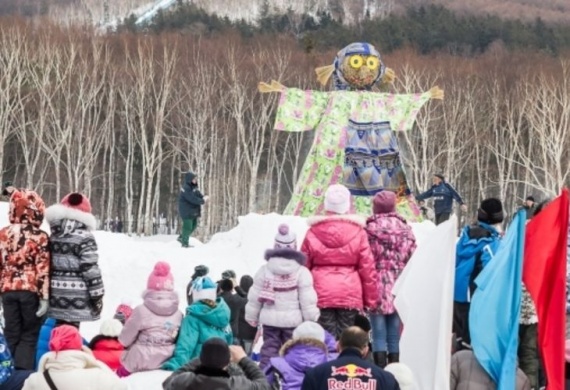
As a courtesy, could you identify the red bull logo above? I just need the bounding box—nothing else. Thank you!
[331,364,373,378]
[327,378,377,389]
[329,364,376,389]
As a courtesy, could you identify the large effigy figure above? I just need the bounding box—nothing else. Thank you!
[260,42,443,220]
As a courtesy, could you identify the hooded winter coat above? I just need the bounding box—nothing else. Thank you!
[246,248,319,329]
[178,172,204,219]
[89,336,124,372]
[266,338,334,390]
[45,205,103,322]
[238,276,257,341]
[300,215,378,311]
[22,350,127,390]
[454,223,501,303]
[0,189,50,299]
[119,289,183,373]
[365,212,416,315]
[163,298,233,371]
[163,357,270,390]
[450,350,530,390]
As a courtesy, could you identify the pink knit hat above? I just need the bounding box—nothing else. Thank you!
[373,191,397,214]
[147,261,174,291]
[324,184,351,215]
[49,325,83,352]
[61,193,92,214]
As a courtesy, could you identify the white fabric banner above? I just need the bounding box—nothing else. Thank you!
[393,216,457,390]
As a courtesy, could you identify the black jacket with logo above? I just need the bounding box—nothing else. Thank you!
[301,348,400,390]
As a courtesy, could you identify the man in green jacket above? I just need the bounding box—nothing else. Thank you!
[177,172,208,248]
[162,338,270,390]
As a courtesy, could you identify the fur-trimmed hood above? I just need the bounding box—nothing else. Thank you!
[306,214,367,249]
[265,248,306,265]
[307,214,366,227]
[45,204,97,231]
[279,338,327,356]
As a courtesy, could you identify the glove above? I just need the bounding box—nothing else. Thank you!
[36,299,49,317]
[91,296,103,316]
[203,195,210,202]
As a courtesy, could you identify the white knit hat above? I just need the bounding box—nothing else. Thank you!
[324,184,351,215]
[385,363,415,390]
[274,224,297,250]
[293,321,325,343]
[100,319,123,338]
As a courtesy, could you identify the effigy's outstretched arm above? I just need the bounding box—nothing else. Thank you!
[428,86,444,100]
[258,80,286,93]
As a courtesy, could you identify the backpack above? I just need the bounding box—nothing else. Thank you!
[0,332,14,385]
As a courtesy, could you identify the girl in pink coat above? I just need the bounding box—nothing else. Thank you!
[365,191,416,368]
[117,262,183,377]
[300,184,379,339]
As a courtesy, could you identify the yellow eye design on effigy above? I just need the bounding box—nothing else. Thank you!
[349,55,364,69]
[366,57,380,70]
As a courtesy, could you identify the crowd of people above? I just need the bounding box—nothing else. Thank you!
[0,175,568,390]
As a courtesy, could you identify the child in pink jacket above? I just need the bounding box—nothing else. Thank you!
[365,191,416,367]
[117,262,183,377]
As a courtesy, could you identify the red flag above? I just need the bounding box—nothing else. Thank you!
[523,189,569,390]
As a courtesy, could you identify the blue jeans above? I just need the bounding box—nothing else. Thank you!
[370,313,401,353]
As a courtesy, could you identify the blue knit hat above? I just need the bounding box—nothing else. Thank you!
[192,276,218,302]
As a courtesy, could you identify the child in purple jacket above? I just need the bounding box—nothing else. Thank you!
[265,322,335,390]
[117,262,183,377]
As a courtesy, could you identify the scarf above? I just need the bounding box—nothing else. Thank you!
[258,268,299,305]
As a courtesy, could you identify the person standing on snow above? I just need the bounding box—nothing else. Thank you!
[453,198,504,350]
[365,191,417,368]
[300,184,378,339]
[0,188,50,370]
[246,224,320,369]
[178,172,208,248]
[45,193,104,328]
[416,174,467,225]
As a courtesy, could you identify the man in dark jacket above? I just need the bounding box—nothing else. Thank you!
[237,275,257,355]
[178,172,208,248]
[520,196,537,220]
[301,327,400,390]
[218,279,247,338]
[162,338,270,390]
[416,174,467,225]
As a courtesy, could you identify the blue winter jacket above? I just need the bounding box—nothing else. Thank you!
[454,223,501,303]
[178,172,205,219]
[417,182,464,215]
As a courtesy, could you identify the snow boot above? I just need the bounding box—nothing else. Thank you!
[388,353,400,363]
[373,351,387,368]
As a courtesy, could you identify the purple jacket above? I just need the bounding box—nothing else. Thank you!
[266,338,335,390]
[119,290,183,373]
[365,212,417,314]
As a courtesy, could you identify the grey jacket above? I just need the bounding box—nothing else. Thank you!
[450,351,531,390]
[163,357,270,390]
[45,205,104,322]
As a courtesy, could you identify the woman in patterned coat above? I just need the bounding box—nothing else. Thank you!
[45,193,104,326]
[365,191,417,368]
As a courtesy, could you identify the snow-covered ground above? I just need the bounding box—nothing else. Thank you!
[0,201,434,388]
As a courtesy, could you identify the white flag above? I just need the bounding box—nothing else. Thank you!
[393,216,457,390]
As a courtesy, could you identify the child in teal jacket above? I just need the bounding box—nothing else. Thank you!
[163,276,233,371]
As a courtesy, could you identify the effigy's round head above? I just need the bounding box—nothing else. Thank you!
[334,42,385,91]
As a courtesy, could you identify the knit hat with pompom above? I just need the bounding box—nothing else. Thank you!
[147,261,174,291]
[274,224,297,250]
[61,193,92,214]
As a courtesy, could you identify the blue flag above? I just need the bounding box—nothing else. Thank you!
[469,210,526,390]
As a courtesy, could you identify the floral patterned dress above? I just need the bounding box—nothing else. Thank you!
[274,87,432,219]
